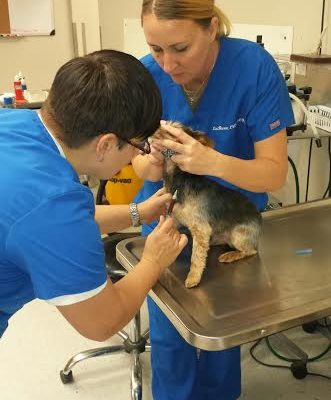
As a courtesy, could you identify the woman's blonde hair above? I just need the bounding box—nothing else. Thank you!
[141,0,231,38]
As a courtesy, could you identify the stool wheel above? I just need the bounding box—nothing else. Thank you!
[290,360,308,379]
[60,370,73,384]
[302,321,318,334]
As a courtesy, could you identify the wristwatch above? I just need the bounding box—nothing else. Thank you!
[129,203,141,227]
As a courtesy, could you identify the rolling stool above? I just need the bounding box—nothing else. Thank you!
[59,233,150,400]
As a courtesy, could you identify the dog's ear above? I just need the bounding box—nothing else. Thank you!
[182,127,214,148]
[152,127,163,139]
[194,132,214,148]
[153,123,180,140]
[153,123,214,148]
[154,121,181,140]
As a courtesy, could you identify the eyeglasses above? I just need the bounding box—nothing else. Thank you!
[125,138,151,154]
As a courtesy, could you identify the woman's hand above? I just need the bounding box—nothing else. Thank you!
[154,121,218,175]
[142,216,188,273]
[138,187,171,224]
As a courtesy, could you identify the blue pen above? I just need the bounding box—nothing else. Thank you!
[295,248,313,256]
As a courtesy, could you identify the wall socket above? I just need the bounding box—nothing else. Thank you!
[295,63,307,76]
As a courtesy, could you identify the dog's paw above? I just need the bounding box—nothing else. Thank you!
[218,250,257,263]
[185,272,201,288]
[218,251,239,263]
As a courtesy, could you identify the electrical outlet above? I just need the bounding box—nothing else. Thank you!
[280,32,289,42]
[295,63,307,76]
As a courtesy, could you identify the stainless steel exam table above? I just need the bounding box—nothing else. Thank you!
[116,199,331,351]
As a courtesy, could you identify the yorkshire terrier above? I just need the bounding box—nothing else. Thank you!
[155,122,262,288]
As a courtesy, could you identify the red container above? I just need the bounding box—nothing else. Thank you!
[14,76,24,101]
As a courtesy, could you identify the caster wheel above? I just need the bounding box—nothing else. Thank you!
[302,321,318,333]
[60,370,73,384]
[290,360,308,379]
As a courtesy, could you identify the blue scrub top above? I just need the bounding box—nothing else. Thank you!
[0,109,107,336]
[136,37,294,234]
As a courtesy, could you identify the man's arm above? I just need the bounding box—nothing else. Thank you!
[94,188,172,234]
[57,217,187,341]
[57,264,159,341]
[95,204,133,234]
[132,153,164,182]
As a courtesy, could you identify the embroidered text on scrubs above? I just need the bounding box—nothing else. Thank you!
[212,118,246,131]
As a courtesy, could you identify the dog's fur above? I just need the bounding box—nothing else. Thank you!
[156,122,262,288]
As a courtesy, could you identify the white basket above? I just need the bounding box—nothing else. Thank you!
[23,90,48,103]
[308,105,331,133]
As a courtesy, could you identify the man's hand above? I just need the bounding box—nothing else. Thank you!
[142,216,188,273]
[138,188,172,224]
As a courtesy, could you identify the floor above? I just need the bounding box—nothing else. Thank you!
[0,299,330,400]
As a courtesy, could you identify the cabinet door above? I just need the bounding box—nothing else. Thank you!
[70,0,101,56]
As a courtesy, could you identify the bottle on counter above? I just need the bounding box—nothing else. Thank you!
[14,74,24,101]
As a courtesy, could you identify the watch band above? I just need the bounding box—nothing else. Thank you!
[129,202,141,227]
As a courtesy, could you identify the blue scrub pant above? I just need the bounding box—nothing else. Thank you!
[147,297,241,400]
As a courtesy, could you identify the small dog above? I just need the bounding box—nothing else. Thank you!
[156,122,262,288]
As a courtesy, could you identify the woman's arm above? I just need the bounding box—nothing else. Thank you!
[208,129,288,192]
[156,123,288,193]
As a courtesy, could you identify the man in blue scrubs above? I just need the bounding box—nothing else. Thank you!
[133,1,294,399]
[0,50,187,343]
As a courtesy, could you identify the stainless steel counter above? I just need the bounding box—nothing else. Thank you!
[116,199,331,351]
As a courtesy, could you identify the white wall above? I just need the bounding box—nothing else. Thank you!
[98,0,331,54]
[217,0,329,54]
[98,0,141,51]
[105,0,331,55]
[71,0,101,56]
[1,1,329,92]
[324,0,331,53]
[0,0,330,206]
[0,0,73,93]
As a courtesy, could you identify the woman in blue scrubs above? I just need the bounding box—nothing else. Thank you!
[133,1,294,399]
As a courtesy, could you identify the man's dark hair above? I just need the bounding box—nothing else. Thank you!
[43,49,162,148]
